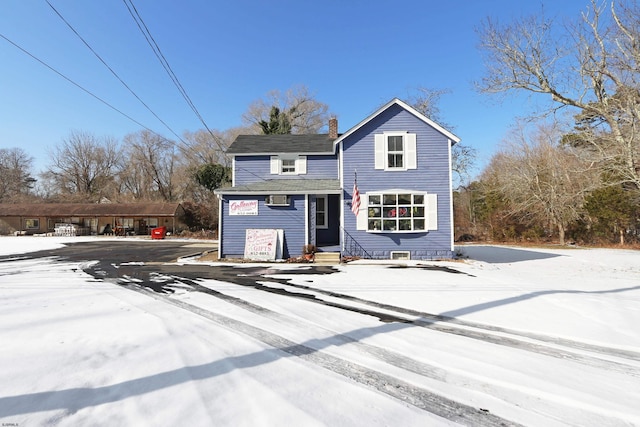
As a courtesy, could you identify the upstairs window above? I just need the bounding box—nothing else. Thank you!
[281,159,296,174]
[387,135,404,169]
[270,156,307,175]
[374,132,417,170]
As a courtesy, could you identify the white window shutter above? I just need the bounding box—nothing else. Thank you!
[427,193,438,230]
[374,134,385,169]
[405,133,417,169]
[270,156,280,174]
[356,194,368,230]
[297,156,307,174]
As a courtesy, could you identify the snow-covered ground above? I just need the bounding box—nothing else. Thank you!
[0,237,639,426]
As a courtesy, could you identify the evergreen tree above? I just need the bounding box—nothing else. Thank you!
[258,106,292,134]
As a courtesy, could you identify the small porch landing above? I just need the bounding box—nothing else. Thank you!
[313,251,341,265]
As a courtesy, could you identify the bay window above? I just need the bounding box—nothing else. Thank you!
[367,193,426,232]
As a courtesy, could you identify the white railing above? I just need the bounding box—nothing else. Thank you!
[54,224,76,237]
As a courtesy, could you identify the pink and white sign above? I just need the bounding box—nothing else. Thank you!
[244,228,282,260]
[230,200,258,215]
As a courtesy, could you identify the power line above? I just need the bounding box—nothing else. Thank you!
[45,0,186,145]
[122,0,226,152]
[0,32,170,142]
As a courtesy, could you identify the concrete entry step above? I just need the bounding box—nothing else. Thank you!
[313,252,341,265]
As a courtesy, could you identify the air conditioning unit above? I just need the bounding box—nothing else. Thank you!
[265,195,290,206]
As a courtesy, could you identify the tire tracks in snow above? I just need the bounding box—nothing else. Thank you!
[114,277,517,426]
[168,271,640,378]
[269,277,640,365]
[162,277,640,426]
[85,258,639,425]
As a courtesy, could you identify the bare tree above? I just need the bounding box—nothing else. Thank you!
[485,121,598,244]
[407,86,477,186]
[120,130,177,201]
[0,147,35,202]
[45,131,121,200]
[477,0,640,196]
[242,85,331,134]
[180,128,232,168]
[407,86,453,128]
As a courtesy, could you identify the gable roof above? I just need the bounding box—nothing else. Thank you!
[334,98,461,145]
[0,203,183,217]
[226,134,337,155]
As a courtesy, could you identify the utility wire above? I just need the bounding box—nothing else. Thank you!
[0,32,171,142]
[122,0,226,152]
[45,0,186,145]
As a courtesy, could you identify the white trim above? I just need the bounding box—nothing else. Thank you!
[339,140,345,253]
[232,157,237,186]
[374,134,385,169]
[364,191,427,233]
[217,194,223,260]
[232,151,335,156]
[427,193,438,231]
[375,132,417,171]
[296,156,307,174]
[405,133,417,169]
[216,189,342,196]
[384,132,406,171]
[356,193,368,230]
[448,138,454,251]
[333,98,460,146]
[304,194,309,245]
[316,195,328,229]
[271,155,307,175]
[270,156,280,174]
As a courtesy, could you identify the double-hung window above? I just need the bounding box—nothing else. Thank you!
[270,156,307,175]
[315,195,327,228]
[374,132,417,170]
[387,135,404,169]
[281,158,296,174]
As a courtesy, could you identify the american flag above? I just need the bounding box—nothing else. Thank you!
[351,175,361,216]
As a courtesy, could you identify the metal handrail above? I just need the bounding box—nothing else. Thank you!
[341,227,372,259]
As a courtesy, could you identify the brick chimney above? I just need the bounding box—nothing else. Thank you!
[329,117,338,139]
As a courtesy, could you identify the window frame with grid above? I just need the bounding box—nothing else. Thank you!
[366,192,426,233]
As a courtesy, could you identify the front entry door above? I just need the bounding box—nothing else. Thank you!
[315,194,339,247]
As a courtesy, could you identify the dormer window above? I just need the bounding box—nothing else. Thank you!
[270,155,307,175]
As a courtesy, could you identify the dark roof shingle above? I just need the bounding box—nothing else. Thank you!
[226,134,337,154]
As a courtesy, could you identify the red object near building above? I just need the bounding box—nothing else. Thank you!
[151,226,167,240]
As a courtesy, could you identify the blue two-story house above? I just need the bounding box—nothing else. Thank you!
[215,98,460,261]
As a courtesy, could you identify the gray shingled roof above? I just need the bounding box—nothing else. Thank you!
[216,179,341,195]
[226,134,337,154]
[0,203,183,217]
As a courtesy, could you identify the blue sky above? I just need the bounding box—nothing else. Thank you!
[1,0,591,176]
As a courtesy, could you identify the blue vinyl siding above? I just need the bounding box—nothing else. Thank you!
[220,194,306,259]
[234,154,338,185]
[342,103,454,259]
